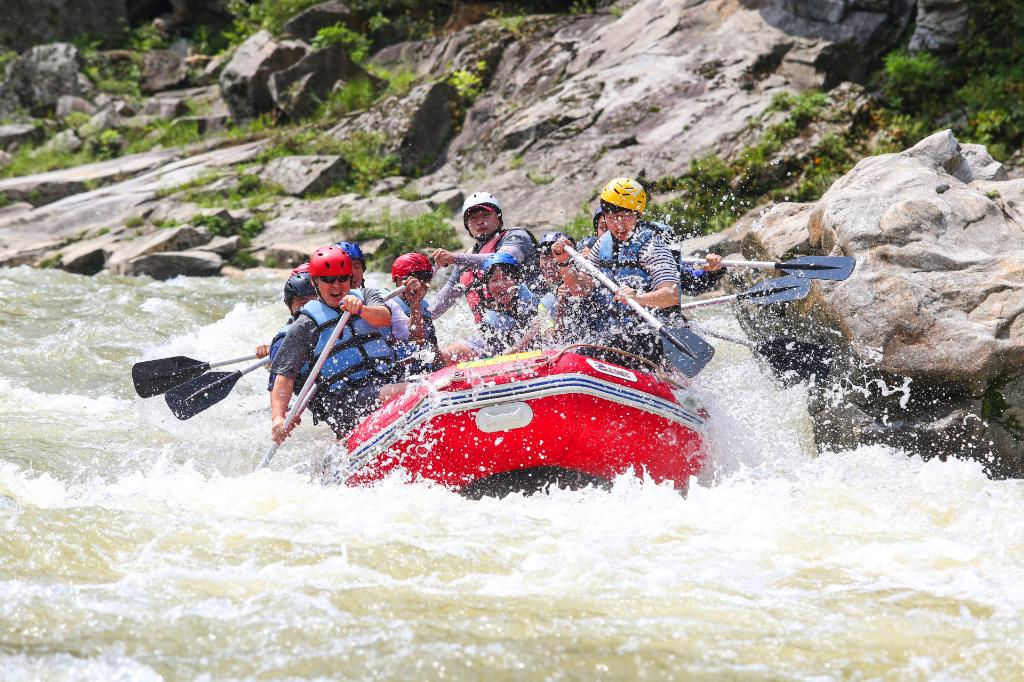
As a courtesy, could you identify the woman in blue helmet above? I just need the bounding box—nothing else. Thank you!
[441,252,544,362]
[334,240,389,305]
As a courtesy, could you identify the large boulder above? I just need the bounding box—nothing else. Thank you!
[737,130,1024,476]
[259,155,349,196]
[0,123,42,151]
[909,0,969,53]
[141,50,189,93]
[282,1,356,42]
[0,0,127,53]
[218,30,307,120]
[329,81,458,175]
[106,225,213,273]
[268,46,375,120]
[120,250,224,279]
[0,43,87,114]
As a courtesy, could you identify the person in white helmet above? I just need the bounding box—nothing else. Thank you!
[429,191,540,323]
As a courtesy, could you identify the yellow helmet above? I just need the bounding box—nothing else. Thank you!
[599,177,646,213]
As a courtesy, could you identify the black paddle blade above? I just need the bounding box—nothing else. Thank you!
[660,327,716,377]
[780,256,855,281]
[132,356,209,398]
[164,370,242,420]
[743,275,812,305]
[755,337,835,380]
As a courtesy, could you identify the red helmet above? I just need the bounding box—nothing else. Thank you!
[309,245,352,277]
[290,262,310,275]
[391,252,432,282]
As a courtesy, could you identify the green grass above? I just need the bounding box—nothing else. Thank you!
[336,208,459,270]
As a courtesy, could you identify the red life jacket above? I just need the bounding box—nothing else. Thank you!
[459,229,506,323]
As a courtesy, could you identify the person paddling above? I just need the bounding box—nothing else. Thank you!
[269,245,397,443]
[552,177,719,361]
[429,192,540,321]
[385,252,442,377]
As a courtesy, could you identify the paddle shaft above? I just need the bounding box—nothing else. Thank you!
[564,246,666,332]
[208,353,260,370]
[260,285,409,470]
[680,257,847,273]
[675,278,806,312]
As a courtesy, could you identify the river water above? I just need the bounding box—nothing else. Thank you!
[1,266,1022,681]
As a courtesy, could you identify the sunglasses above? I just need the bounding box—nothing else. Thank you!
[318,275,351,284]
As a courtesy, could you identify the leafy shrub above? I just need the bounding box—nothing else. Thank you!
[336,208,459,269]
[882,49,952,112]
[312,23,372,63]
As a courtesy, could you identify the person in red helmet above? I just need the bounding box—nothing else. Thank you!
[385,252,441,377]
[269,245,397,443]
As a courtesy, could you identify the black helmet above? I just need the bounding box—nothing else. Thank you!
[283,271,316,305]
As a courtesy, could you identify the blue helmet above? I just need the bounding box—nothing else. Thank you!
[482,252,520,278]
[592,205,603,232]
[539,231,574,251]
[283,272,316,305]
[334,241,365,263]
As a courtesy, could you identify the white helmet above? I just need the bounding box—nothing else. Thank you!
[461,191,503,226]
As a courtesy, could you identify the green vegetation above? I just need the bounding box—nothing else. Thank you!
[560,211,594,240]
[257,128,399,193]
[125,216,145,228]
[183,173,285,209]
[317,78,379,118]
[312,23,373,63]
[336,208,459,269]
[447,61,487,102]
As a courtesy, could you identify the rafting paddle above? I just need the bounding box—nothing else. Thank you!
[259,284,411,470]
[563,245,715,377]
[680,255,856,281]
[132,353,258,398]
[164,357,272,420]
[676,275,812,313]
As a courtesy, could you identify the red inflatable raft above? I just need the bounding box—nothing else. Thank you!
[327,349,709,498]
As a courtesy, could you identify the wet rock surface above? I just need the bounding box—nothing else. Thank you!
[736,130,1024,475]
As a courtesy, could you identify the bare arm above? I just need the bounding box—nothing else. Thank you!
[270,375,297,444]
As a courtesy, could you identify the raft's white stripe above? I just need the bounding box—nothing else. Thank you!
[344,373,704,474]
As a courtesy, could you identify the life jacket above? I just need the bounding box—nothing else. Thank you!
[297,293,397,394]
[595,227,657,295]
[266,321,291,391]
[458,228,539,323]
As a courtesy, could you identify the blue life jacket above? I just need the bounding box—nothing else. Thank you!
[297,294,397,393]
[595,227,657,296]
[266,320,291,391]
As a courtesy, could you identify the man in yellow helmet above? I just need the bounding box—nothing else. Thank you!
[551,177,722,360]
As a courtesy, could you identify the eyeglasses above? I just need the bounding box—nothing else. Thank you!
[318,275,351,284]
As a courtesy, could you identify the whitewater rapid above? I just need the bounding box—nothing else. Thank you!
[1,266,1022,680]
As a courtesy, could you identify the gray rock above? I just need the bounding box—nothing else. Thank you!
[82,108,123,136]
[259,155,349,196]
[120,250,224,279]
[199,235,242,256]
[910,0,969,53]
[1,43,85,114]
[0,150,12,168]
[106,225,213,273]
[743,202,816,261]
[783,0,848,24]
[737,129,1024,475]
[425,188,464,213]
[282,1,356,42]
[58,230,123,275]
[219,30,307,121]
[0,123,41,150]
[329,81,458,175]
[171,114,231,134]
[55,96,97,118]
[0,0,127,53]
[140,97,190,120]
[268,46,373,120]
[142,50,189,93]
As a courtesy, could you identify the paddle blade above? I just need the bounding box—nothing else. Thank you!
[780,256,855,281]
[132,356,209,398]
[659,327,716,377]
[743,275,812,305]
[755,337,835,380]
[164,371,241,420]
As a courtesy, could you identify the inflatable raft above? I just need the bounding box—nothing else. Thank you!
[325,349,708,498]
